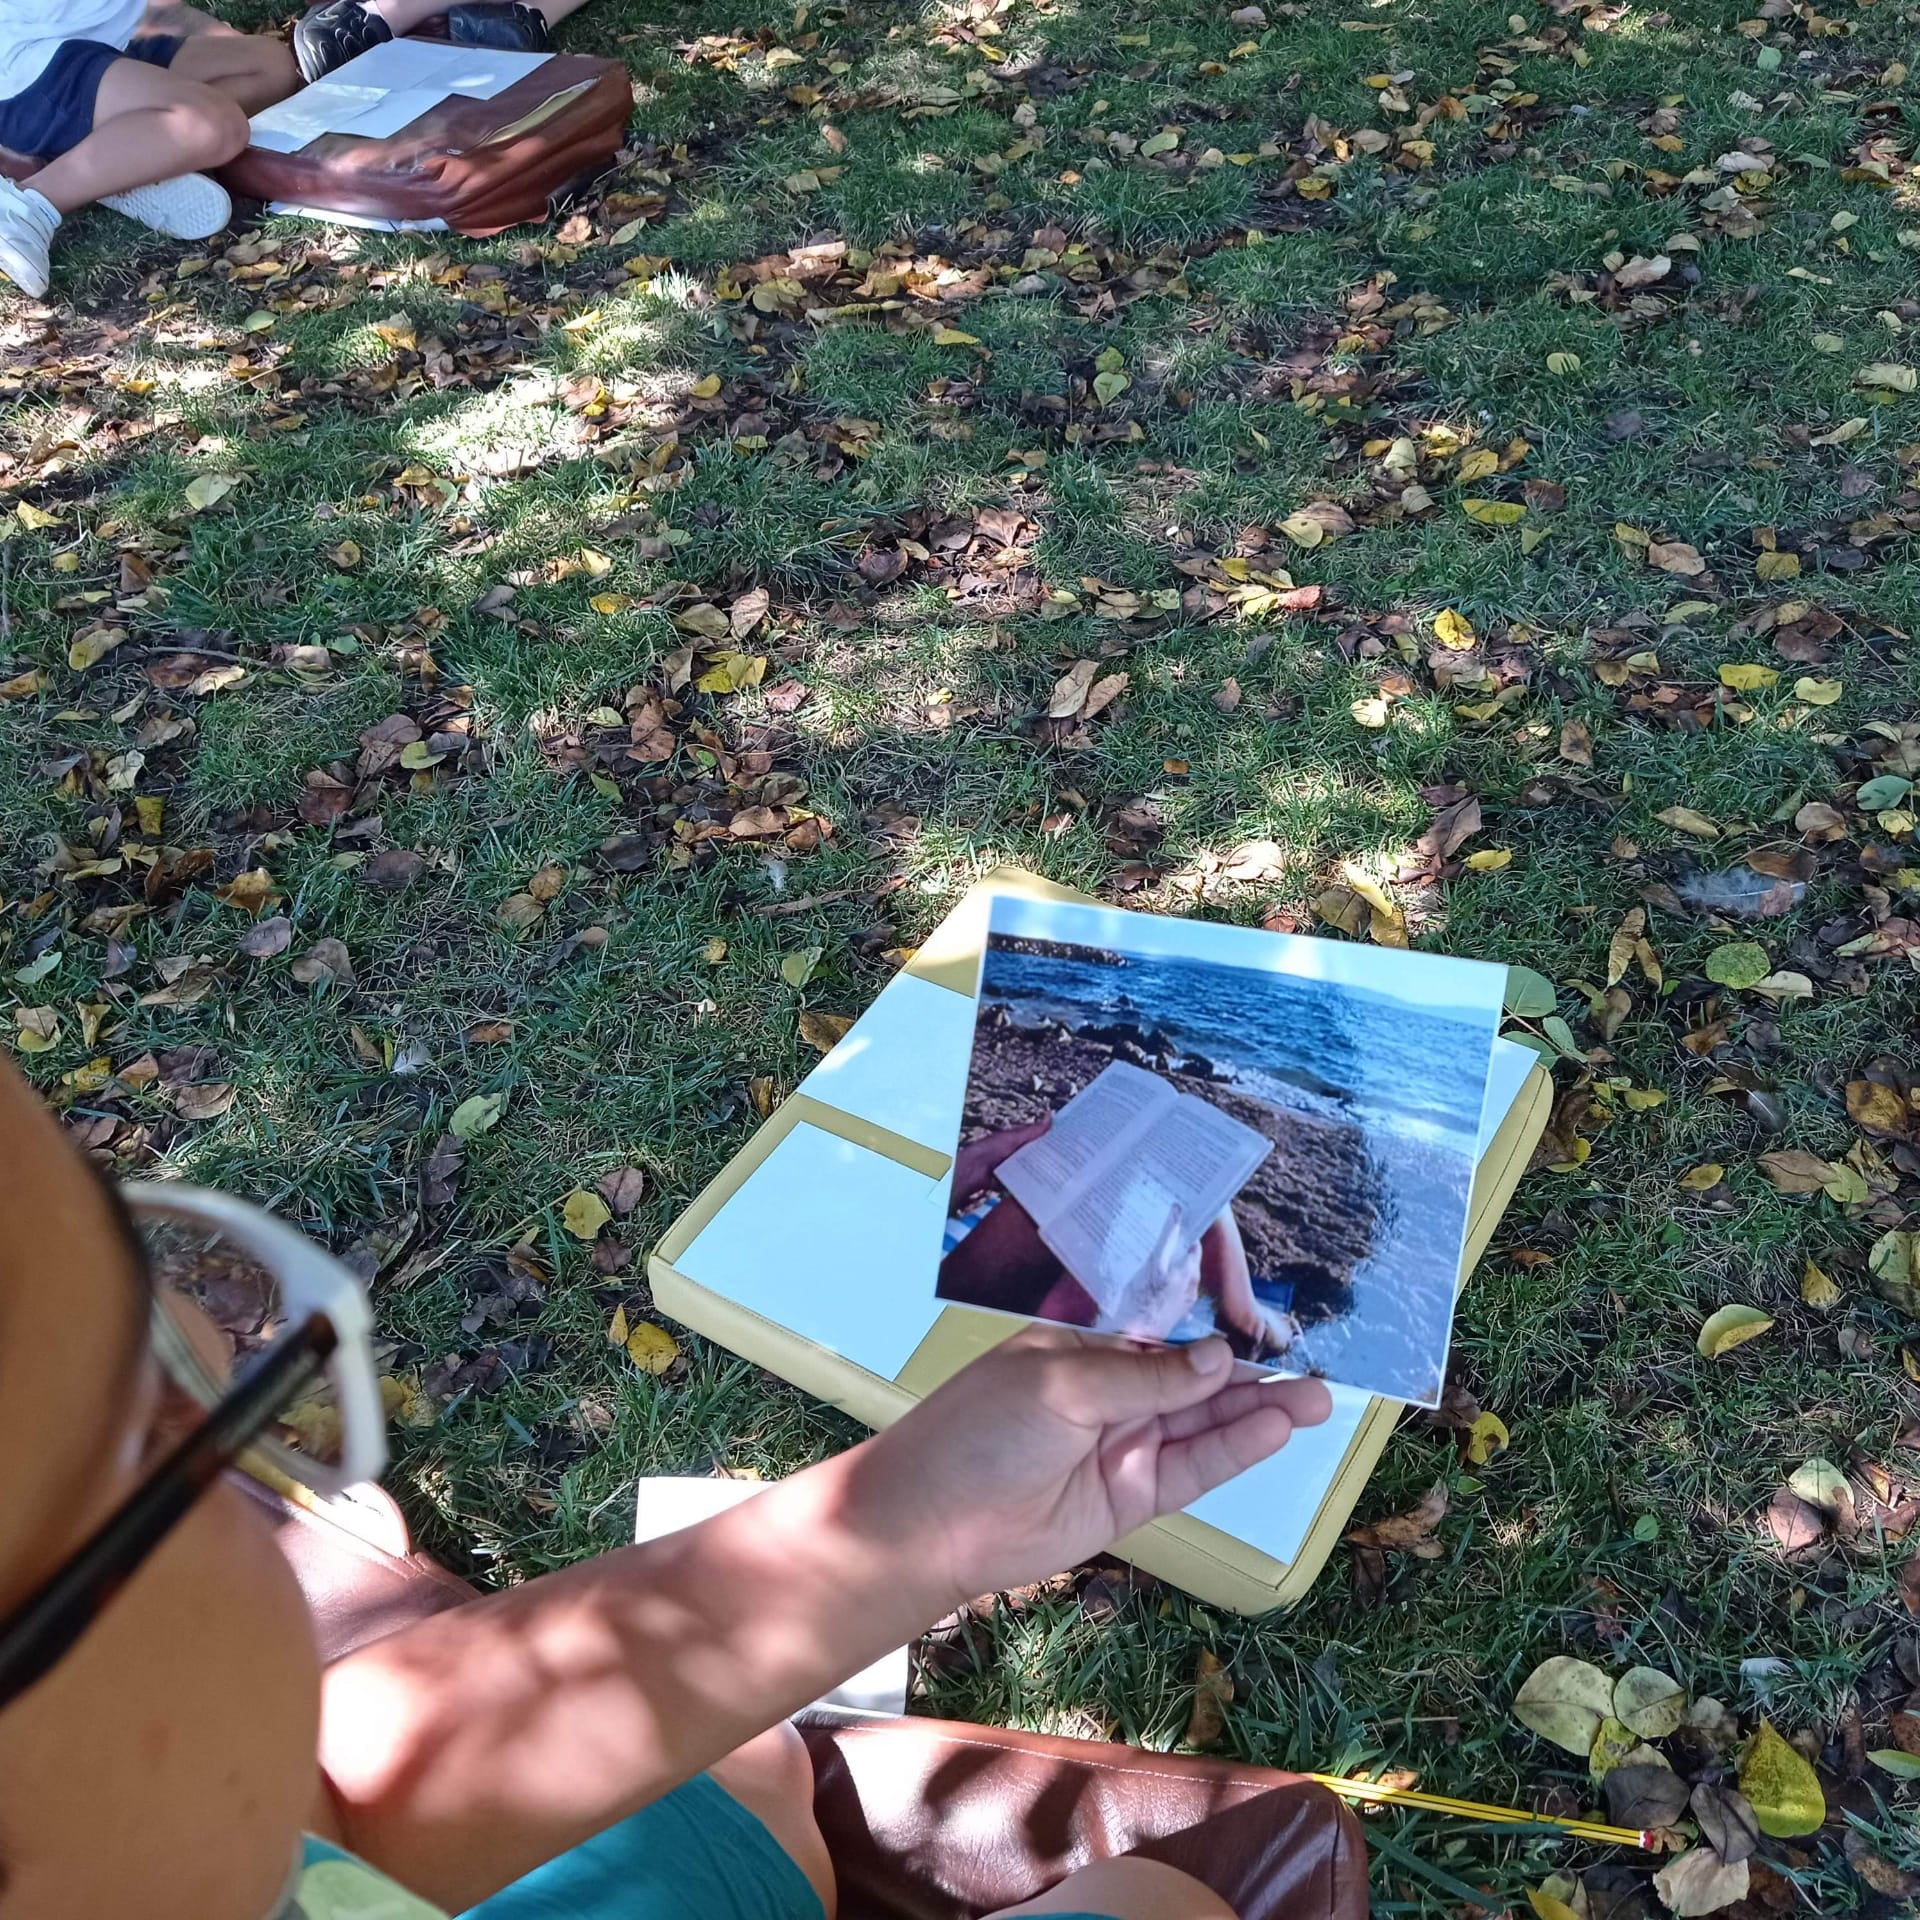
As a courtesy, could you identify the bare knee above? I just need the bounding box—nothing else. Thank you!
[172,92,251,167]
[995,1857,1239,1920]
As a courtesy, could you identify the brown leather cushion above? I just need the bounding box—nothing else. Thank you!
[217,50,633,236]
[250,1477,1367,1920]
[802,1713,1368,1920]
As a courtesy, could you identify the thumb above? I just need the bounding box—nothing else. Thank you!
[1041,1335,1235,1430]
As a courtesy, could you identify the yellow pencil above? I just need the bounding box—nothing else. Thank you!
[1309,1775,1654,1850]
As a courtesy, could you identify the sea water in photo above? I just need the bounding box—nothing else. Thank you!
[978,927,1497,1404]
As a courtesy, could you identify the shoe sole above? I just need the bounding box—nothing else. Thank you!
[100,173,232,241]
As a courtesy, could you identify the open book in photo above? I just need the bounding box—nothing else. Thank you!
[995,1061,1271,1336]
[935,893,1508,1407]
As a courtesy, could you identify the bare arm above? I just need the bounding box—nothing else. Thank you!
[317,1333,1331,1913]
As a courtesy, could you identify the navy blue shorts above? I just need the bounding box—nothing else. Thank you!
[0,34,184,162]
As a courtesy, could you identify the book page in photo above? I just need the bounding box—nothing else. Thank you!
[994,1060,1178,1230]
[1043,1095,1272,1323]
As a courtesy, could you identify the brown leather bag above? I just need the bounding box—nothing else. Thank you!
[251,1479,1368,1920]
[216,51,633,235]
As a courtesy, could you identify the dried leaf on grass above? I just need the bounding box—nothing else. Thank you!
[1653,1847,1749,1916]
[1513,1655,1615,1755]
[1184,1648,1232,1747]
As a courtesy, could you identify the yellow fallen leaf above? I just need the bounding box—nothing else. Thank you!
[1719,662,1779,691]
[15,501,64,531]
[589,592,632,615]
[329,539,361,569]
[1678,1163,1725,1190]
[562,1188,613,1240]
[1433,607,1476,648]
[1466,1410,1509,1465]
[1350,696,1389,728]
[1623,1087,1666,1110]
[1545,351,1582,376]
[1800,1260,1840,1308]
[1697,1303,1773,1357]
[1755,550,1801,581]
[1456,447,1500,483]
[1854,360,1917,394]
[1462,498,1526,526]
[932,327,982,347]
[68,627,127,672]
[1528,1890,1582,1920]
[1795,676,1842,705]
[184,473,242,513]
[622,1319,681,1374]
[1738,1719,1825,1837]
[1465,848,1512,871]
[1656,805,1720,838]
[689,373,723,398]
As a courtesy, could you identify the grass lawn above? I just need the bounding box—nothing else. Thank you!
[6,0,1920,1909]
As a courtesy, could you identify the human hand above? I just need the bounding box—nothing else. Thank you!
[949,1116,1051,1206]
[855,1327,1332,1602]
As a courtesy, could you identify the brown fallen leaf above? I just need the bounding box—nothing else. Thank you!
[1648,539,1706,576]
[171,1081,237,1121]
[290,938,353,987]
[798,1011,856,1052]
[1559,718,1593,767]
[1184,1648,1232,1748]
[1691,1781,1761,1866]
[1756,1149,1837,1194]
[362,849,426,890]
[238,915,293,960]
[597,1166,647,1215]
[1763,1486,1829,1555]
[1347,1482,1448,1557]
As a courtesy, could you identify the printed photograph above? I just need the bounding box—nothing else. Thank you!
[935,896,1508,1406]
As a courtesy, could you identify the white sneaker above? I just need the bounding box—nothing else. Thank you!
[0,177,60,299]
[100,172,232,241]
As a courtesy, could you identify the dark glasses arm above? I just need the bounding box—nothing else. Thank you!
[0,1312,336,1712]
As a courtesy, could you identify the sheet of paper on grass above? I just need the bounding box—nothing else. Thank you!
[936,895,1508,1408]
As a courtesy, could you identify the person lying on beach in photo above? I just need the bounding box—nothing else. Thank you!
[0,1,298,298]
[943,1119,1304,1360]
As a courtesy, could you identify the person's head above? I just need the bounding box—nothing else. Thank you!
[0,1056,322,1919]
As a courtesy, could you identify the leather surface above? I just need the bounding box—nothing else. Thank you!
[217,51,631,235]
[256,1478,1367,1920]
[799,1714,1368,1920]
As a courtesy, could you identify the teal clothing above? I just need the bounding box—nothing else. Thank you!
[272,1775,823,1920]
[274,1772,1116,1920]
[459,1773,824,1920]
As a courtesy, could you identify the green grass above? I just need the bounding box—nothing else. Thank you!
[6,0,1920,1909]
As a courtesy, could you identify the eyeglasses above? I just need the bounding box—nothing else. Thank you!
[0,1182,388,1713]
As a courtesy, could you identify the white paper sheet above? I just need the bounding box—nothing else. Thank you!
[333,86,446,140]
[248,82,385,152]
[323,39,552,98]
[796,971,974,1151]
[677,1124,952,1380]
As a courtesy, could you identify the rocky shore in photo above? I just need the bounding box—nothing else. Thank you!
[963,1002,1382,1324]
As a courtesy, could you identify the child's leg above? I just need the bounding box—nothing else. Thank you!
[24,58,248,216]
[142,4,299,114]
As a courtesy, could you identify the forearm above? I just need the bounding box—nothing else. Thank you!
[319,1435,952,1912]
